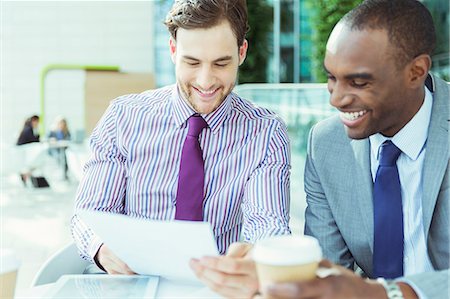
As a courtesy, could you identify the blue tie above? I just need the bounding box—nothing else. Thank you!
[373,140,404,279]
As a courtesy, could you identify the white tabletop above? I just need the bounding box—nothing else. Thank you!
[15,277,221,298]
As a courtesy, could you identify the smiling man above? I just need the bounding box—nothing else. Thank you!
[191,0,449,298]
[71,0,291,275]
[268,0,449,298]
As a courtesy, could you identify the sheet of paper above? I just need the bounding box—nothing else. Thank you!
[79,210,219,283]
[45,275,159,299]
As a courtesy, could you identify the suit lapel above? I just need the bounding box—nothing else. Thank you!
[422,76,449,239]
[350,138,374,252]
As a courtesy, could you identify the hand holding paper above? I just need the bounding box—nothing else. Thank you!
[96,244,136,275]
[79,210,219,283]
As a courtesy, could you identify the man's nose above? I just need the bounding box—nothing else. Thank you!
[329,81,352,109]
[196,66,215,91]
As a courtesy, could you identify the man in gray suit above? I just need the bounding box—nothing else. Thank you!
[191,0,449,298]
[262,0,449,298]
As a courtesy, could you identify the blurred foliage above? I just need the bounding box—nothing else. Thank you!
[238,0,273,83]
[306,0,449,82]
[305,0,362,83]
[423,0,449,81]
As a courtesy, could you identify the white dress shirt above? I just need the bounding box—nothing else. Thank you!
[369,86,435,277]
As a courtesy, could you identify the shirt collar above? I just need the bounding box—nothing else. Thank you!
[171,84,233,133]
[369,86,433,161]
[171,85,194,128]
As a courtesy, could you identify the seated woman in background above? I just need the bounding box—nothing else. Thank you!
[16,115,47,186]
[16,115,40,145]
[48,117,71,141]
[48,117,71,180]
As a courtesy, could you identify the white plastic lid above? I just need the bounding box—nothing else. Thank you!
[0,249,20,274]
[253,235,322,266]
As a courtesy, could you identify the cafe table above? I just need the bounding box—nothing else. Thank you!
[15,276,221,298]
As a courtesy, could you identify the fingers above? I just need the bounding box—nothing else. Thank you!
[98,245,136,275]
[190,242,258,298]
[104,258,135,274]
[263,260,341,299]
[190,259,257,290]
[265,282,303,299]
[318,259,333,268]
[265,278,327,299]
[198,255,256,275]
[226,242,253,258]
[190,259,257,298]
[109,260,135,275]
[265,268,371,299]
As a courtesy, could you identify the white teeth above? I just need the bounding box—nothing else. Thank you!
[198,88,216,95]
[340,110,367,121]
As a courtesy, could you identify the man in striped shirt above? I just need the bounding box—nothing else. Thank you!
[71,0,291,275]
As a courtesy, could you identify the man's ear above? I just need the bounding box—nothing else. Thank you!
[169,37,177,64]
[407,54,431,89]
[238,39,248,66]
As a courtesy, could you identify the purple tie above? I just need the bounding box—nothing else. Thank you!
[175,115,207,221]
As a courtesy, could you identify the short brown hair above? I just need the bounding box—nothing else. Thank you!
[164,0,249,47]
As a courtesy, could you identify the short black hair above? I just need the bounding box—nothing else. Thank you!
[342,0,436,69]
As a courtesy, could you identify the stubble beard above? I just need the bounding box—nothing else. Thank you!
[178,81,235,114]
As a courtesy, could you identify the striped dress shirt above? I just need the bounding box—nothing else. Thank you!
[71,84,291,262]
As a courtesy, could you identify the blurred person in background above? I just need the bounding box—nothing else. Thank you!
[48,117,71,180]
[16,115,44,185]
[16,115,40,146]
[48,117,71,142]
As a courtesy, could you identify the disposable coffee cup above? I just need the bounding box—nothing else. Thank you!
[0,249,20,299]
[253,235,322,289]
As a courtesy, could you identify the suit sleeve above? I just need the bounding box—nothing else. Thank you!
[401,270,449,299]
[303,124,355,269]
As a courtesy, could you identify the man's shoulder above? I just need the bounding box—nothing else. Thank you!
[431,74,449,91]
[110,85,174,110]
[307,114,357,155]
[311,114,346,141]
[230,92,285,126]
[432,75,449,108]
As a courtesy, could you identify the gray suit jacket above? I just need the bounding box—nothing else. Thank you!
[304,74,449,298]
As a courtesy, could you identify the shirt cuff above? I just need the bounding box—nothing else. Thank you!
[396,278,427,299]
[88,235,104,264]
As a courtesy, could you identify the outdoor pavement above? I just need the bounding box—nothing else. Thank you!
[1,160,77,291]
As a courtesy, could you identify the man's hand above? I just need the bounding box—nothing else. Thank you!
[260,260,418,299]
[190,242,259,298]
[95,244,136,274]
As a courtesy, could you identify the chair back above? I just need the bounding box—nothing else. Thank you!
[31,242,90,286]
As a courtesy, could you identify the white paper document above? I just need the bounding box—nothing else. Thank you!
[79,210,219,283]
[45,275,159,299]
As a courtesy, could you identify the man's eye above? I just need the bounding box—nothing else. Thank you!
[327,74,336,81]
[351,81,368,88]
[215,63,228,67]
[187,62,199,66]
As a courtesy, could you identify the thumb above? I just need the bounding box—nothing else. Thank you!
[226,242,253,257]
[318,259,333,268]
